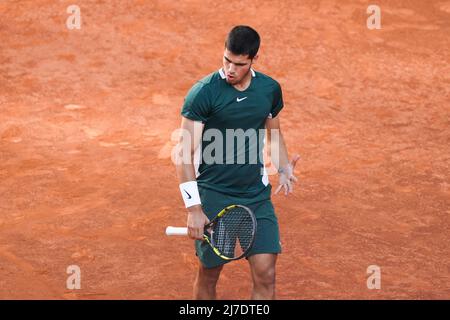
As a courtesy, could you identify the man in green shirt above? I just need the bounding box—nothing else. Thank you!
[175,25,299,300]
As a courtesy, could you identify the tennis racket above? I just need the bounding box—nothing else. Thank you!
[166,204,257,261]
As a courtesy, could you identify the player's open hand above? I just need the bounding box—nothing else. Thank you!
[275,154,300,196]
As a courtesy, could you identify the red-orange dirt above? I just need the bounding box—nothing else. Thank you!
[0,0,449,299]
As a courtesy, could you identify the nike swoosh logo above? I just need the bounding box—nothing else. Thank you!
[183,190,192,199]
[236,97,248,102]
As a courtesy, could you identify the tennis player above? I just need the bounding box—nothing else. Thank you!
[175,25,299,300]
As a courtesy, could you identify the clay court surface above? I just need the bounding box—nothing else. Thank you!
[0,0,449,299]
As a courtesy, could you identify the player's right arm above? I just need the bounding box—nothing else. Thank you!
[175,116,209,240]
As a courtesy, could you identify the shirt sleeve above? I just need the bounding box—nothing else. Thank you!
[270,82,284,119]
[181,82,212,123]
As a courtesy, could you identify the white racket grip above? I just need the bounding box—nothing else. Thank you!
[166,226,188,236]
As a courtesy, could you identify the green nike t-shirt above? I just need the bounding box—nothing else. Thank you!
[181,68,284,200]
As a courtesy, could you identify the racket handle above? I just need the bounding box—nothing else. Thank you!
[166,226,188,236]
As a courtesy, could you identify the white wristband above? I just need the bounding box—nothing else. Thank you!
[179,181,201,208]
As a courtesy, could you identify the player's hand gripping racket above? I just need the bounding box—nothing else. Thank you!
[166,205,257,261]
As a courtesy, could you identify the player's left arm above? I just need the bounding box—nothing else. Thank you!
[265,115,300,195]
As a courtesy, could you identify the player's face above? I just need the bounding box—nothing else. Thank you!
[223,49,255,85]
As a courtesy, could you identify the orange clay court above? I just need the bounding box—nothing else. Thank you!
[0,0,449,299]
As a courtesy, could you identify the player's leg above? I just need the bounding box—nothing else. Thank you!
[248,253,277,299]
[245,200,281,299]
[194,262,223,300]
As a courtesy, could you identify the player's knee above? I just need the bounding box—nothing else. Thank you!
[198,265,223,284]
[253,266,276,288]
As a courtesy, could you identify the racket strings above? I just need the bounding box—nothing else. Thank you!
[211,207,255,259]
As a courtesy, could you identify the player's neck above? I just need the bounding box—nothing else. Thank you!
[232,70,252,92]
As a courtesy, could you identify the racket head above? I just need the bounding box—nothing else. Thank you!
[203,204,257,261]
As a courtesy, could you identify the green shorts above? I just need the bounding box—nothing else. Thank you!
[195,187,282,269]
